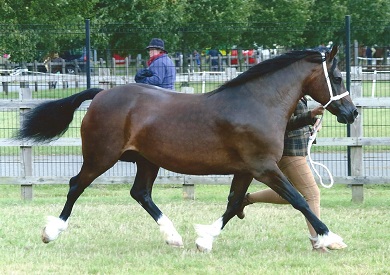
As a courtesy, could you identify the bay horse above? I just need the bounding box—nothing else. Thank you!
[16,45,358,252]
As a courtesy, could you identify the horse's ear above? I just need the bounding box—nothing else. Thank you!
[328,45,339,60]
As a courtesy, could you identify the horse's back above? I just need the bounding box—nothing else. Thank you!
[83,84,182,140]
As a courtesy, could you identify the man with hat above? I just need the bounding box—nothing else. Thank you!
[135,38,176,90]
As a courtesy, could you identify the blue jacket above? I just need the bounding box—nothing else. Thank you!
[135,54,176,90]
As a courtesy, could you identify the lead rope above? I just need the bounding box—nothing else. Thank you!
[307,53,349,188]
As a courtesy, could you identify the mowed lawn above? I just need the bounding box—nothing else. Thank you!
[0,183,389,275]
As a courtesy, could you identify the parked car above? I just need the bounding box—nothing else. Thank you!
[60,48,96,74]
[27,48,95,74]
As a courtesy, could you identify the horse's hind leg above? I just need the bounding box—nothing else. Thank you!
[195,173,253,252]
[130,156,183,247]
[41,159,118,243]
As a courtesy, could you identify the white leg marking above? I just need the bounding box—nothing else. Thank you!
[41,216,68,243]
[315,231,346,249]
[157,215,183,248]
[194,217,223,252]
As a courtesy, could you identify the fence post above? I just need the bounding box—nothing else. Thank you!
[98,68,112,89]
[2,61,9,95]
[19,81,33,200]
[350,64,364,203]
[125,56,130,81]
[182,176,195,200]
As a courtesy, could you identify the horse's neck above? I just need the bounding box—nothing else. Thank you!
[253,68,305,110]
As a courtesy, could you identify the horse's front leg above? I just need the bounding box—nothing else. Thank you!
[254,162,344,249]
[130,158,183,248]
[195,173,253,252]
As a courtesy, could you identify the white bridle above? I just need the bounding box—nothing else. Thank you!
[307,52,349,188]
[321,52,349,108]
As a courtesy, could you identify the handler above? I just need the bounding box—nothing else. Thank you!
[135,38,176,90]
[237,97,348,252]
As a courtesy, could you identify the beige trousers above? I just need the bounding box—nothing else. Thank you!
[249,155,320,237]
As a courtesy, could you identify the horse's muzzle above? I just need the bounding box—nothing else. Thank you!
[337,108,358,124]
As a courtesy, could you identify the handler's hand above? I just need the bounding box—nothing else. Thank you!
[310,105,325,118]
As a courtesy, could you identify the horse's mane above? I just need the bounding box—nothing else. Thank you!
[210,50,322,94]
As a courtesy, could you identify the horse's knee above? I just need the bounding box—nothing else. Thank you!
[130,187,147,203]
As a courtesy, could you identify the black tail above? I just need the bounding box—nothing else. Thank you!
[15,88,104,143]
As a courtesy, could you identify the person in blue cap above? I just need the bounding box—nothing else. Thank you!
[135,38,176,90]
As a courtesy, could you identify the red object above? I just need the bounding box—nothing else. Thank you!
[231,49,238,65]
[230,49,256,65]
[113,53,126,64]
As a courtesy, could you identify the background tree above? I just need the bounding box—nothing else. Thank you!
[244,0,314,49]
[1,0,98,61]
[1,0,389,62]
[304,0,348,48]
[347,0,390,46]
[178,0,255,53]
[92,0,187,57]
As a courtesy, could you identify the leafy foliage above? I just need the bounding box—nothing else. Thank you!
[1,0,389,61]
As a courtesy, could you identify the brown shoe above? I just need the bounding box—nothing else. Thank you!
[327,241,347,250]
[309,235,347,251]
[236,193,252,219]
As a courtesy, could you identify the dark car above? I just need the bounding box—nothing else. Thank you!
[60,48,94,74]
[28,48,95,74]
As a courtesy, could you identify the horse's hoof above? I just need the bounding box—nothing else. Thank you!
[165,233,184,248]
[316,231,344,249]
[41,216,68,243]
[166,239,184,248]
[41,227,51,243]
[160,227,184,248]
[195,237,212,253]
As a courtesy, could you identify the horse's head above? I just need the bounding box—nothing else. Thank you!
[306,45,358,124]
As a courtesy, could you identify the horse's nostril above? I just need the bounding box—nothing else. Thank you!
[353,109,359,118]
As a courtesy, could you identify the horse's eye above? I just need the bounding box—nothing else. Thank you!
[333,77,342,84]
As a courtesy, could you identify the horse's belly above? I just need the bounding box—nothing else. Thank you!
[156,156,241,175]
[137,139,244,175]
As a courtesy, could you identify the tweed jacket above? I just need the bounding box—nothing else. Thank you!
[283,98,317,156]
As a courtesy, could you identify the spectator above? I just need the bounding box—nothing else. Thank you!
[366,45,376,67]
[193,50,201,70]
[0,50,11,71]
[44,53,64,89]
[207,48,222,71]
[135,38,176,90]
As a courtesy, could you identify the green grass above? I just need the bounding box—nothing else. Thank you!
[362,81,390,97]
[1,184,390,274]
